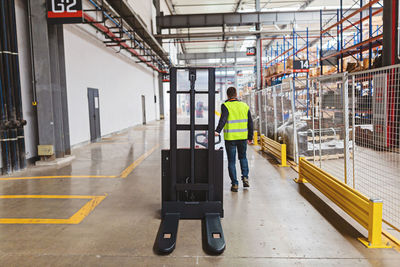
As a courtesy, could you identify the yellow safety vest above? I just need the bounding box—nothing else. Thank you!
[223,101,249,140]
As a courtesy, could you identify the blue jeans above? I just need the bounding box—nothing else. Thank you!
[225,140,249,185]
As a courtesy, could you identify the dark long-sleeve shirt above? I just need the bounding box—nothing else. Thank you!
[215,99,254,140]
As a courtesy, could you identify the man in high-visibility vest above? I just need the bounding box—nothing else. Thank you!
[215,87,253,192]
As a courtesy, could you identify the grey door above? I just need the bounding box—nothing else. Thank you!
[88,88,101,141]
[141,95,146,125]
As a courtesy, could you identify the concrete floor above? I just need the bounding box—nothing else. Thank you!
[0,121,399,266]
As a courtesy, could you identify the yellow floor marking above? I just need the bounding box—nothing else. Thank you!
[96,142,131,145]
[119,144,160,178]
[0,145,160,181]
[0,175,117,181]
[0,194,106,224]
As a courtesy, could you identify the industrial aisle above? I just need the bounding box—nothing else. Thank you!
[0,121,399,266]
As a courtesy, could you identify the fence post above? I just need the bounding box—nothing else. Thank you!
[263,90,268,137]
[258,91,262,135]
[351,75,356,189]
[311,79,316,164]
[290,80,298,164]
[272,85,278,140]
[318,78,322,168]
[294,157,308,183]
[343,72,350,185]
[358,199,391,248]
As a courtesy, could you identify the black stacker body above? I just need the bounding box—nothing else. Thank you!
[155,67,225,255]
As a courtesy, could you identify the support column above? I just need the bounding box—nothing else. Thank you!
[29,0,70,159]
[255,0,261,90]
[255,0,262,134]
[57,25,71,154]
[383,0,399,66]
[158,73,164,119]
[48,24,65,157]
[155,0,165,119]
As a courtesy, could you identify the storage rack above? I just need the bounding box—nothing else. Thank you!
[263,0,384,81]
[263,29,313,117]
[319,0,383,73]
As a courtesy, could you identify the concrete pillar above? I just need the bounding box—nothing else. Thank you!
[57,25,71,155]
[29,0,70,158]
[48,24,65,157]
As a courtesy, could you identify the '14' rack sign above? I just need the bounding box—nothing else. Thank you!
[293,60,309,73]
[47,0,83,24]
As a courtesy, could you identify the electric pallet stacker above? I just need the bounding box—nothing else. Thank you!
[155,67,225,255]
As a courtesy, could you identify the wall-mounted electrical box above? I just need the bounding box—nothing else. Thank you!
[38,145,54,156]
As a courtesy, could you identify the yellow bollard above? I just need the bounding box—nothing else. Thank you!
[280,144,288,167]
[253,131,258,146]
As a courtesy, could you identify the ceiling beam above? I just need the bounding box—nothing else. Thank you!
[183,63,256,68]
[156,29,327,39]
[178,51,248,60]
[157,10,322,29]
[157,7,380,29]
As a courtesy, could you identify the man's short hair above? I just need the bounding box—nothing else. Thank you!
[227,87,237,98]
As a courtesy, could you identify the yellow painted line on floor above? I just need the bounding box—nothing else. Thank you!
[0,144,159,181]
[96,142,131,145]
[0,195,96,199]
[0,175,117,181]
[119,144,160,178]
[0,194,106,224]
[68,195,107,224]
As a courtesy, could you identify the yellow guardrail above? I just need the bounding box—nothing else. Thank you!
[259,135,288,167]
[295,157,391,248]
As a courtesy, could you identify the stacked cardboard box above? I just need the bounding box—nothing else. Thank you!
[287,58,293,69]
[362,58,371,70]
[276,63,285,74]
[309,68,318,77]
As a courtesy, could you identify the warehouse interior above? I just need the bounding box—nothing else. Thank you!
[0,0,400,265]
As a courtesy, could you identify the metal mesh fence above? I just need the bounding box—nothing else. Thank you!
[349,65,400,231]
[265,86,276,139]
[244,64,400,231]
[313,73,353,185]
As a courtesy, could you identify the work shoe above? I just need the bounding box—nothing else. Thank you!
[231,184,238,192]
[242,177,250,188]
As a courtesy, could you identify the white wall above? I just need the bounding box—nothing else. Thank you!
[63,24,159,146]
[15,0,167,153]
[16,0,38,160]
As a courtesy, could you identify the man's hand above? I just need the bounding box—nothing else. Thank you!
[215,131,220,136]
[247,140,253,145]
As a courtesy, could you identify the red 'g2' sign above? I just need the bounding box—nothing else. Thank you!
[47,0,83,24]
